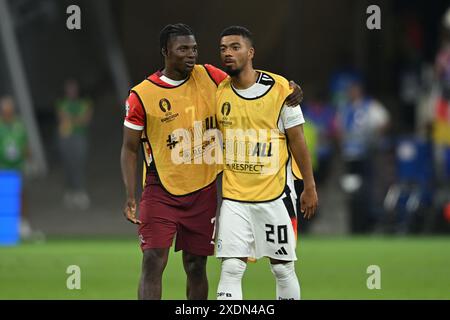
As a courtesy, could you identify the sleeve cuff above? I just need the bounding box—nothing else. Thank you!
[124,120,144,131]
[284,119,305,130]
[282,104,305,129]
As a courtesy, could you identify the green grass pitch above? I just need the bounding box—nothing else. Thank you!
[0,236,449,299]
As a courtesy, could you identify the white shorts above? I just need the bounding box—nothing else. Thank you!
[216,187,298,261]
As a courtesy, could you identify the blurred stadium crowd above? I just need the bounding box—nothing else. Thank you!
[0,0,449,241]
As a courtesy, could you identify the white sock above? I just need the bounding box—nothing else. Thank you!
[217,258,247,300]
[270,262,301,300]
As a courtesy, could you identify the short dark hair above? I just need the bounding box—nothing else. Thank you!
[220,26,254,47]
[159,23,194,53]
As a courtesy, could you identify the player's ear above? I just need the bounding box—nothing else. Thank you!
[161,47,168,57]
[249,47,255,59]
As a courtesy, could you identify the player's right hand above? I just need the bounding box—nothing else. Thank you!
[123,198,142,225]
[300,187,318,220]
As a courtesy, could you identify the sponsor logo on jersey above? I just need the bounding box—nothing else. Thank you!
[158,98,179,123]
[221,102,231,116]
[219,102,233,126]
[159,98,171,112]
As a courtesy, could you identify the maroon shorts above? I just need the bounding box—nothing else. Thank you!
[138,172,217,256]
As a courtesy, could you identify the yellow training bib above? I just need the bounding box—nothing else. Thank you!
[132,65,220,196]
[216,70,292,202]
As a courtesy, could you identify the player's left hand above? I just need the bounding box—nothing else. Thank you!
[300,187,318,219]
[286,81,304,107]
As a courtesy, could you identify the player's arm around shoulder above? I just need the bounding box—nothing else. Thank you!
[266,71,304,107]
[204,64,229,85]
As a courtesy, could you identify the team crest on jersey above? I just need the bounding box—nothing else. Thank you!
[219,102,233,126]
[158,98,179,123]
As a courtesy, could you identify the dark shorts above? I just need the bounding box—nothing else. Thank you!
[138,172,217,256]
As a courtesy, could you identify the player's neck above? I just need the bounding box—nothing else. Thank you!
[232,67,258,90]
[161,68,189,81]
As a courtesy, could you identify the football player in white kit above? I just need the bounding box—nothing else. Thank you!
[215,26,318,300]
